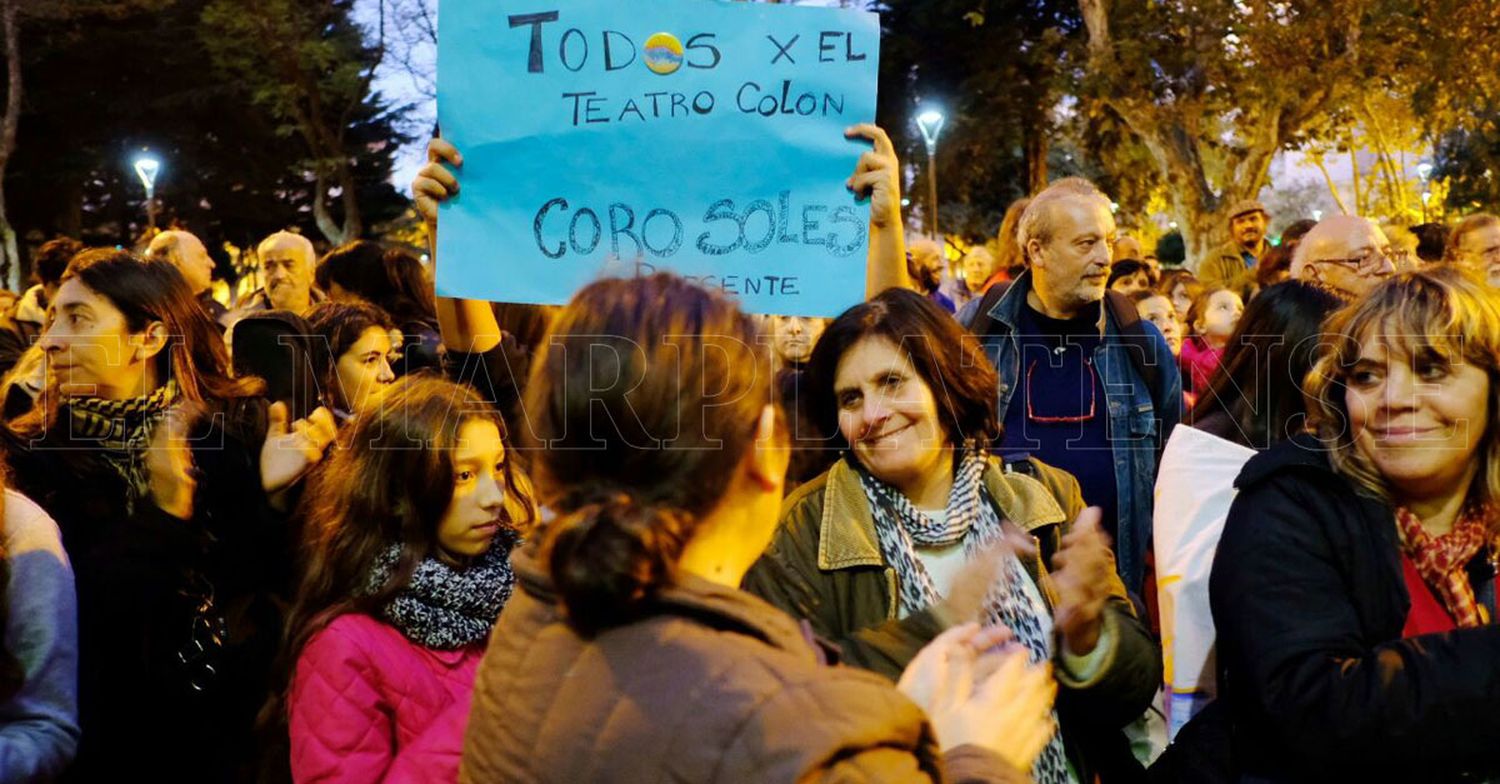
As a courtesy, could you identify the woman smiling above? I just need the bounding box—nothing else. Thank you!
[743,288,1159,783]
[1210,267,1500,781]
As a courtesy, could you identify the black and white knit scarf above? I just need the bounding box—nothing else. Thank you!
[359,528,520,650]
[66,380,180,511]
[856,451,1075,784]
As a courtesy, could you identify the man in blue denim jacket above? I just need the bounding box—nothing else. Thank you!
[972,178,1181,597]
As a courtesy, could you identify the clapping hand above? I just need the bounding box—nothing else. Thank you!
[1050,507,1113,656]
[899,623,1057,772]
[260,402,338,498]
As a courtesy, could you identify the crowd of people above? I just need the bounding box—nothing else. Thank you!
[0,120,1493,784]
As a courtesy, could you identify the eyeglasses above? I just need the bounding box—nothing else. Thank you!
[1025,358,1098,423]
[1311,248,1396,274]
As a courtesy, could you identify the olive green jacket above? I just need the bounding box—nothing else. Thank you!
[742,455,1162,779]
[1199,240,1260,300]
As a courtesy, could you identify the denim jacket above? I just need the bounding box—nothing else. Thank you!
[976,270,1181,595]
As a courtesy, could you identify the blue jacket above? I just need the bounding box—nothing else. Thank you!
[975,270,1181,594]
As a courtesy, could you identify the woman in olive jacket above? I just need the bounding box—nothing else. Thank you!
[743,289,1160,783]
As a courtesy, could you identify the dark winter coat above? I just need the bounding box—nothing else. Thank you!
[4,396,291,783]
[1210,434,1500,782]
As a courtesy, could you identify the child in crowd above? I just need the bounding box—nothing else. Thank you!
[283,376,534,783]
[1132,290,1183,356]
[1158,270,1202,336]
[1108,259,1158,297]
[1179,287,1244,399]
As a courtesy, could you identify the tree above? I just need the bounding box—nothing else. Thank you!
[0,0,170,288]
[877,0,1082,242]
[1074,0,1416,268]
[201,0,406,245]
[1433,115,1500,214]
[0,0,22,287]
[7,0,407,274]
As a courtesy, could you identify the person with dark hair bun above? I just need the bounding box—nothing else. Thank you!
[1107,258,1157,296]
[0,249,339,781]
[745,287,1160,783]
[462,274,1057,783]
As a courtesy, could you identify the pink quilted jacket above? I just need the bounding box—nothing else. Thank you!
[289,613,485,784]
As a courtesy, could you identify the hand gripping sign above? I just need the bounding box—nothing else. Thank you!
[436,0,880,317]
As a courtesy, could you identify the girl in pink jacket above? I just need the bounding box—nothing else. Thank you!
[283,376,534,783]
[1178,286,1244,401]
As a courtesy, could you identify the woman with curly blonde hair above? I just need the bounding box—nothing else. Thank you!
[1208,266,1500,781]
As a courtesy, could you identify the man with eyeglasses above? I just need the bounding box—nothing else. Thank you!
[1445,213,1500,287]
[1289,215,1398,302]
[969,177,1182,597]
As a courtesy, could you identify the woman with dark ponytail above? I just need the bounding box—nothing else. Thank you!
[460,274,1058,783]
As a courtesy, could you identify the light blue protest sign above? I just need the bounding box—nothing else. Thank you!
[436,0,880,317]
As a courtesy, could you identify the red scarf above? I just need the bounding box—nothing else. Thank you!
[1394,505,1497,629]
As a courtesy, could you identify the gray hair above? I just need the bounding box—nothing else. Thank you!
[1016,178,1112,266]
[257,230,316,269]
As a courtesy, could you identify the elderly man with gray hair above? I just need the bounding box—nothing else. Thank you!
[1288,215,1398,302]
[228,231,326,325]
[145,229,228,322]
[965,177,1181,598]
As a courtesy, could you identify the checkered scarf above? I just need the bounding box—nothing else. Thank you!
[1395,504,1498,628]
[855,451,1075,784]
[65,380,179,511]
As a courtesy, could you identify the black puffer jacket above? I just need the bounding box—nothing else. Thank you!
[1209,434,1500,783]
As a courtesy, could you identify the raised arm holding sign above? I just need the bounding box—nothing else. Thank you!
[430,0,898,318]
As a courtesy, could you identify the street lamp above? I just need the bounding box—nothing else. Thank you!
[915,108,946,240]
[133,153,161,233]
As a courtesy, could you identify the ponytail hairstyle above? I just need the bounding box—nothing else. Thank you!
[19,249,262,437]
[524,273,775,636]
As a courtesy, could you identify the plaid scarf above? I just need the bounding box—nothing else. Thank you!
[65,380,179,511]
[855,451,1075,784]
[1395,504,1498,628]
